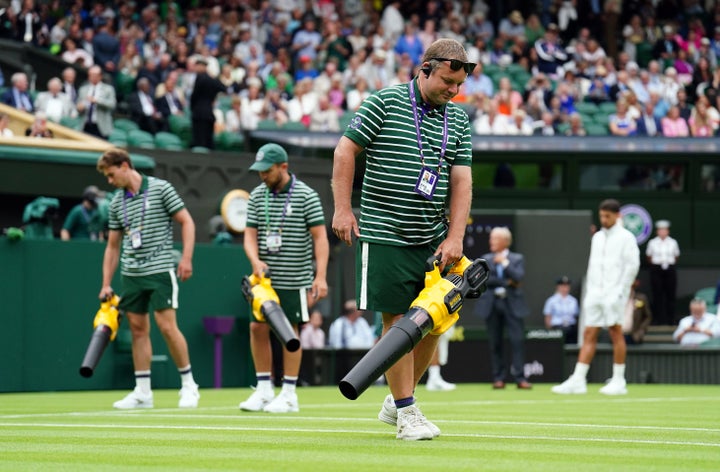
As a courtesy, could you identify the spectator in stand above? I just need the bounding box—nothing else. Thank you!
[128,77,165,135]
[506,109,533,135]
[77,65,116,140]
[321,19,353,72]
[463,62,493,105]
[240,77,265,128]
[118,41,142,79]
[25,111,54,138]
[524,13,545,45]
[92,18,119,76]
[652,25,680,66]
[494,77,523,117]
[0,112,14,137]
[535,23,568,78]
[189,58,226,149]
[346,77,370,113]
[675,88,692,122]
[622,14,645,63]
[673,298,720,346]
[534,111,557,136]
[263,88,290,127]
[2,72,34,113]
[328,299,375,350]
[364,49,392,92]
[61,67,78,104]
[291,15,322,71]
[327,72,346,111]
[309,93,339,132]
[294,55,319,82]
[287,77,317,127]
[313,60,339,97]
[136,57,161,97]
[61,37,94,68]
[225,95,253,133]
[466,11,493,44]
[689,96,715,137]
[155,71,186,121]
[661,105,690,137]
[498,10,526,44]
[35,77,75,124]
[544,276,579,344]
[608,98,637,136]
[394,21,424,69]
[380,0,404,43]
[564,112,587,136]
[636,98,663,136]
[674,49,694,85]
[300,309,326,350]
[622,279,653,345]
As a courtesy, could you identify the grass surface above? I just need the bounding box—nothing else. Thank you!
[1,384,719,471]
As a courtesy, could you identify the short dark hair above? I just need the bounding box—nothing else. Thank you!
[599,198,621,213]
[97,148,134,172]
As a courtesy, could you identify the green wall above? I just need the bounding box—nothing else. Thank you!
[0,239,254,393]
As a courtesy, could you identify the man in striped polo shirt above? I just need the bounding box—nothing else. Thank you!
[97,148,200,409]
[239,143,329,413]
[332,38,474,440]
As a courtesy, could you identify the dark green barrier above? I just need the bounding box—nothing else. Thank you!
[0,239,254,392]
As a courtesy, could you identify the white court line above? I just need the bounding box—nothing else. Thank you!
[0,422,718,448]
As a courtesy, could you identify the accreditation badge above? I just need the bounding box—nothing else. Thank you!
[266,232,282,253]
[414,167,438,200]
[130,229,143,249]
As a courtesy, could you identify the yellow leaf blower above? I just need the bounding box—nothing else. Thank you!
[241,272,301,352]
[339,255,489,400]
[79,294,122,378]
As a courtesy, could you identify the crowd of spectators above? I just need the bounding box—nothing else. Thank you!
[0,1,720,141]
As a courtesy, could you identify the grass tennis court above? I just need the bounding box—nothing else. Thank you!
[1,384,718,471]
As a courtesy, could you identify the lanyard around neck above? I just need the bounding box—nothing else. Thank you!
[264,175,296,234]
[408,80,448,172]
[123,187,149,229]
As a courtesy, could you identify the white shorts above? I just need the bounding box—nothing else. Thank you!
[583,299,624,328]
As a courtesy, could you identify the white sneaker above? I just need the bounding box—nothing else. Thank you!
[426,377,457,391]
[263,390,299,413]
[599,378,628,395]
[239,389,275,412]
[178,383,200,408]
[551,376,587,395]
[378,394,440,437]
[396,405,434,441]
[113,387,154,409]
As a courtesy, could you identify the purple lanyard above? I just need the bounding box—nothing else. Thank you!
[264,175,296,234]
[408,81,448,172]
[122,188,149,229]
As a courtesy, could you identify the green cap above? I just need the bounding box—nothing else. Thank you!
[249,143,288,171]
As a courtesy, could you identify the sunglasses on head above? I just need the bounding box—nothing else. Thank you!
[430,57,477,74]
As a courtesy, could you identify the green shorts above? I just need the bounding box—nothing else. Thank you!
[250,288,309,325]
[355,241,437,314]
[120,270,178,314]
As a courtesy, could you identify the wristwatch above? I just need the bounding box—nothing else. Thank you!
[220,189,250,234]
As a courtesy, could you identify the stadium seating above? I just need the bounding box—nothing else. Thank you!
[694,287,717,314]
[214,130,245,151]
[108,128,128,147]
[59,115,83,130]
[127,129,156,148]
[168,114,192,147]
[154,131,184,150]
[113,118,139,133]
[585,123,609,136]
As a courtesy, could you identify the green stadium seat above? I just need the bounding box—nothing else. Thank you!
[598,102,617,115]
[215,130,245,151]
[256,119,280,130]
[216,95,233,112]
[694,287,717,306]
[281,121,308,131]
[113,118,139,133]
[154,131,184,150]
[59,115,83,130]
[585,123,609,136]
[191,146,211,153]
[127,129,156,148]
[168,114,192,147]
[115,72,136,99]
[575,101,599,116]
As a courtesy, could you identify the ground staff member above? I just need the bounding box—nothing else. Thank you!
[97,148,199,409]
[332,38,474,441]
[239,143,329,414]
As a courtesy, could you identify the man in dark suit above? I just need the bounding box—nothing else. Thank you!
[189,58,225,149]
[473,226,531,390]
[1,72,34,113]
[92,19,120,75]
[128,77,165,135]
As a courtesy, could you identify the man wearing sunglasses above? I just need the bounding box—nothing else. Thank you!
[332,39,473,440]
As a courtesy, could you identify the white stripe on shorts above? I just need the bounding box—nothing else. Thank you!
[300,288,309,323]
[359,242,369,310]
[168,269,179,309]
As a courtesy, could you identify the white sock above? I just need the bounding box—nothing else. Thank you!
[612,363,626,381]
[255,372,273,393]
[573,362,590,380]
[135,370,151,394]
[282,376,298,394]
[428,365,441,381]
[178,365,196,387]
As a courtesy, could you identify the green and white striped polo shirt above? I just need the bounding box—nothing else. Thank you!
[246,175,325,290]
[108,175,185,277]
[343,79,473,247]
